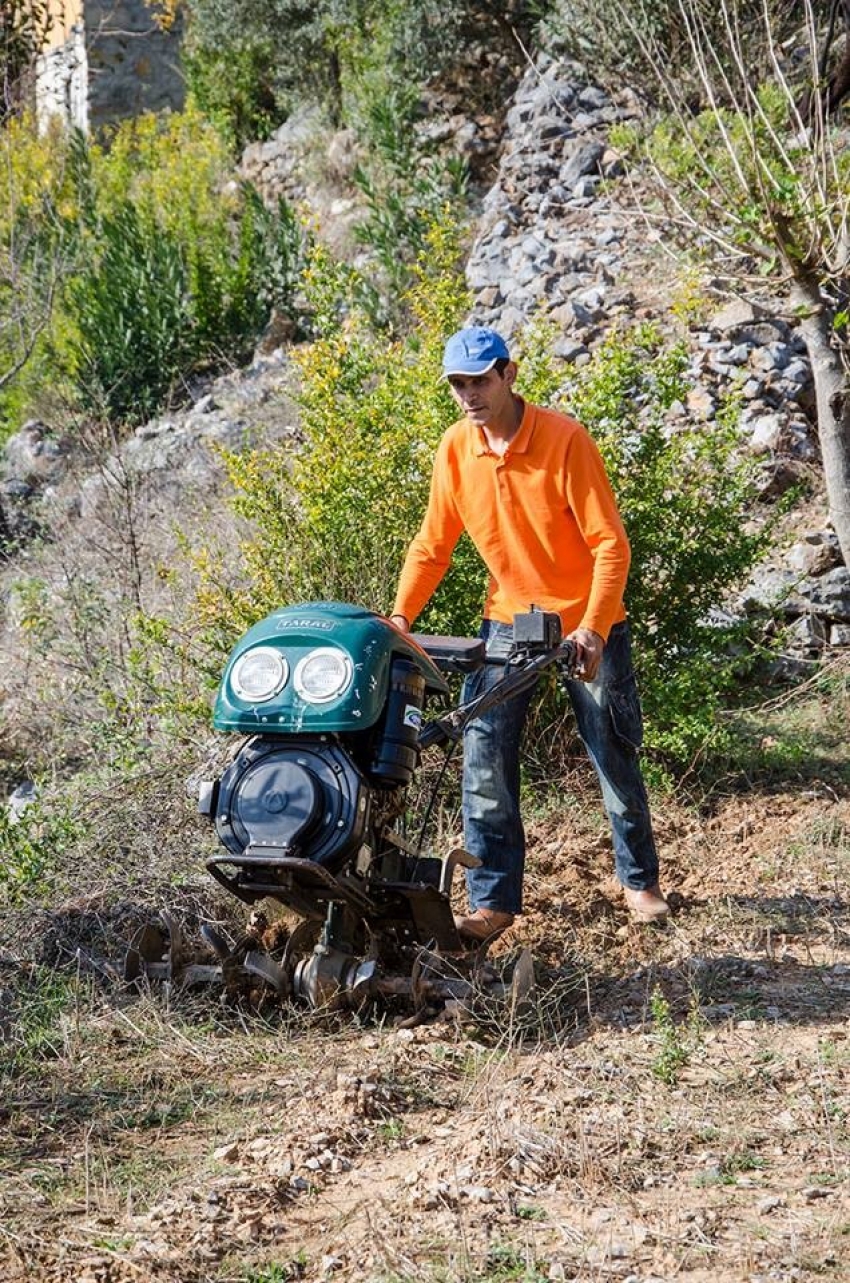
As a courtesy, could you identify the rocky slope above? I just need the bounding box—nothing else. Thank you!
[2,54,848,710]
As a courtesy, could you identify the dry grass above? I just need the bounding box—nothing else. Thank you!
[0,775,847,1282]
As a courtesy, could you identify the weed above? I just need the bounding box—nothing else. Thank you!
[719,1150,768,1184]
[0,799,81,906]
[649,985,703,1085]
[236,1256,307,1283]
[378,1117,406,1144]
[478,1245,549,1282]
[0,967,75,1070]
[515,1204,548,1222]
[90,1235,136,1252]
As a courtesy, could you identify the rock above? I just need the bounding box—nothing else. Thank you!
[578,85,609,110]
[725,343,750,364]
[786,613,827,651]
[2,421,70,488]
[6,781,37,822]
[739,567,808,615]
[212,1142,240,1163]
[786,532,841,576]
[571,297,604,326]
[830,622,850,645]
[326,128,359,180]
[781,358,810,386]
[686,386,716,419]
[2,478,34,499]
[709,299,764,332]
[750,341,794,371]
[553,338,590,363]
[754,458,803,500]
[746,412,787,454]
[799,566,850,619]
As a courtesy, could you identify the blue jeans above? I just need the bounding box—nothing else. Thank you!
[461,619,659,913]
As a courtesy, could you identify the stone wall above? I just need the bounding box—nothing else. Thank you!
[35,0,184,133]
[35,21,88,131]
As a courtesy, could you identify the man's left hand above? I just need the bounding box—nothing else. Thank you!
[567,627,605,682]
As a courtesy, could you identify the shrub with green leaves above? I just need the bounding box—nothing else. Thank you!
[66,202,193,425]
[190,217,488,650]
[0,800,81,908]
[187,238,768,772]
[0,107,306,432]
[564,326,769,765]
[184,0,545,138]
[545,0,834,109]
[351,83,468,321]
[183,1,539,312]
[68,184,302,425]
[0,115,81,438]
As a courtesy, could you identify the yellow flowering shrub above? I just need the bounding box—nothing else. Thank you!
[88,101,237,238]
[193,213,488,647]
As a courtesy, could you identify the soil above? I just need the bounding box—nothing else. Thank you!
[1,772,847,1283]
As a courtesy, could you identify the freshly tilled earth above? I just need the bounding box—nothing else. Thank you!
[0,783,847,1283]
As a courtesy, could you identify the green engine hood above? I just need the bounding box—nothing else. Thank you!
[213,602,449,734]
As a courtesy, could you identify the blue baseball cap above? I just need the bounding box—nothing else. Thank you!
[442,326,510,377]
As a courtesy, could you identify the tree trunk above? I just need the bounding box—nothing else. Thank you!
[791,274,850,567]
[0,497,9,559]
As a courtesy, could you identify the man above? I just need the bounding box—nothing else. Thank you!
[390,325,668,942]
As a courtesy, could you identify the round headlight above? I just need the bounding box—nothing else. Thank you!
[231,647,289,703]
[294,647,353,704]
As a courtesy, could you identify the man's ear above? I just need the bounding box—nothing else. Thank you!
[504,361,518,388]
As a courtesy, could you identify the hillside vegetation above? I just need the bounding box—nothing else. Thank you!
[0,3,848,1281]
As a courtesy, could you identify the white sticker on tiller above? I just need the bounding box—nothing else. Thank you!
[403,704,423,729]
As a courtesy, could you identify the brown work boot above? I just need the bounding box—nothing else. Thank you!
[454,908,515,943]
[623,884,670,923]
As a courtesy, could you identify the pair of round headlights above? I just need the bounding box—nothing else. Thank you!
[230,645,353,706]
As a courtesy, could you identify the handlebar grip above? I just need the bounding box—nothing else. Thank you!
[556,639,579,677]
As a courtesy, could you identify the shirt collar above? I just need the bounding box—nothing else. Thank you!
[471,400,534,457]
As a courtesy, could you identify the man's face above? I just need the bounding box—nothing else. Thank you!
[447,363,517,426]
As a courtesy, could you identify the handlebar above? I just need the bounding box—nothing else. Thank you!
[418,638,578,751]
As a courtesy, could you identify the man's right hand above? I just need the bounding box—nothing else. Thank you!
[390,614,410,632]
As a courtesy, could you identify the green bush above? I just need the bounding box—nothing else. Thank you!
[191,214,485,647]
[182,1,542,315]
[67,202,193,424]
[0,800,81,908]
[186,258,767,774]
[67,185,303,424]
[183,1,545,137]
[0,108,305,431]
[183,38,282,149]
[0,115,81,439]
[351,83,468,322]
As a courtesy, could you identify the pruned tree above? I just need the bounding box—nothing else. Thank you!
[596,0,850,566]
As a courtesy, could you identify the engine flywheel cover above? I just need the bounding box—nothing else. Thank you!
[231,758,322,853]
[214,736,370,870]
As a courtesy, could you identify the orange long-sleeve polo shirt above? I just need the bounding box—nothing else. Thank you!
[392,401,630,640]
